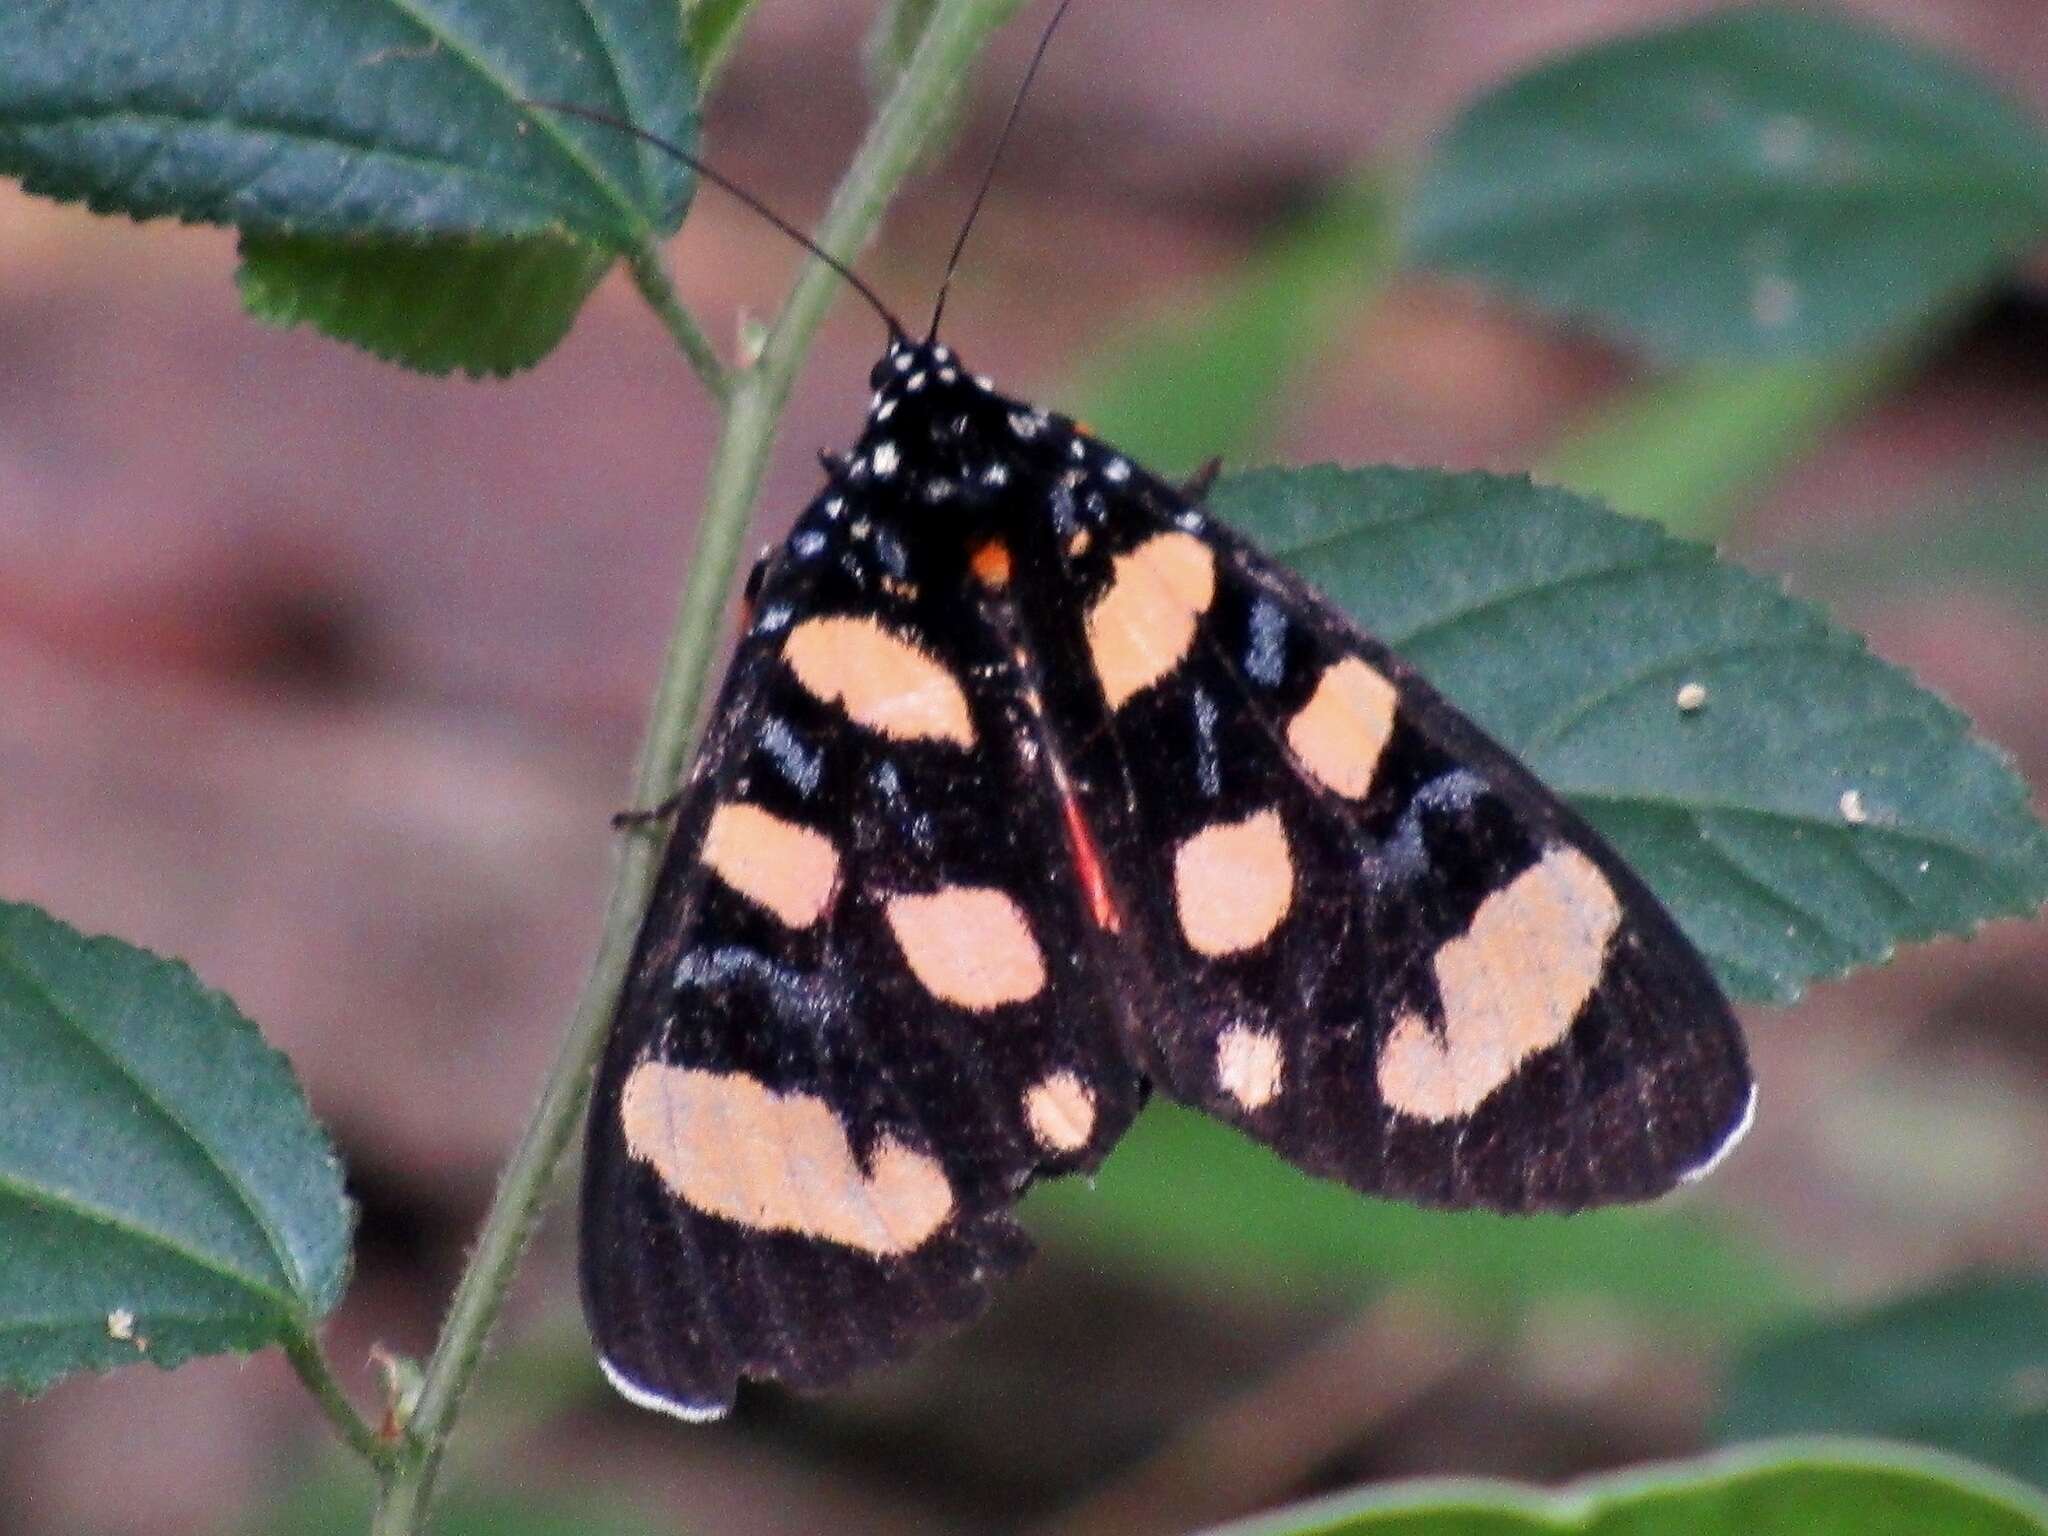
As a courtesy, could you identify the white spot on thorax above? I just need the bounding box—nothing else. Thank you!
[872,440,901,477]
[1104,458,1131,483]
[1009,411,1041,439]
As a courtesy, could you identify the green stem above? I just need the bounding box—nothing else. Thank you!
[285,1331,392,1471]
[628,244,729,403]
[367,3,1025,1530]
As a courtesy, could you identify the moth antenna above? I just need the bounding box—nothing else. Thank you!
[926,0,1077,342]
[522,99,910,344]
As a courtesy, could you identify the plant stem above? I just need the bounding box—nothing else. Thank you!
[368,3,1025,1529]
[285,1331,392,1471]
[628,244,729,403]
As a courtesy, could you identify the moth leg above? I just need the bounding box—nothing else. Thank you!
[1178,456,1224,504]
[612,792,685,831]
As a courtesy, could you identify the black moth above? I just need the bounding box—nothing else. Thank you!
[579,328,1756,1421]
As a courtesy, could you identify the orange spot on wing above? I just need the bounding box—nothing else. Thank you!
[1377,846,1622,1122]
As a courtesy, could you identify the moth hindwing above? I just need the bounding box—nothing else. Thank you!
[580,337,1755,1421]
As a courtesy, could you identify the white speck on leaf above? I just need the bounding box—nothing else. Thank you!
[1753,273,1798,330]
[1760,115,1815,170]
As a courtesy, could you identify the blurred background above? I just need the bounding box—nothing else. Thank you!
[1,1,2045,1533]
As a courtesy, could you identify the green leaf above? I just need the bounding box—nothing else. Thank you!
[1539,354,1898,541]
[1029,1103,1800,1338]
[1209,466,2048,1003]
[254,1477,676,1536]
[1199,1441,2048,1536]
[687,0,762,88]
[237,233,612,377]
[1780,463,2048,625]
[0,900,350,1394]
[0,0,697,373]
[1405,6,2048,360]
[1071,177,1396,480]
[1715,1275,2048,1490]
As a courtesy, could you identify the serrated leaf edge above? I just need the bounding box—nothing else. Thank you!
[0,906,350,1317]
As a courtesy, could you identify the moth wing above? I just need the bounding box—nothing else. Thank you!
[1017,456,1753,1212]
[581,490,1144,1420]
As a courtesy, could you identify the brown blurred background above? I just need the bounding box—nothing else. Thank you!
[1,2,2045,1533]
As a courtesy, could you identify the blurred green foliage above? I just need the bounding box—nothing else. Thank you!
[1535,355,1897,541]
[1780,464,2048,623]
[1028,1103,1801,1341]
[247,1477,676,1536]
[1716,1275,2048,1491]
[1204,1442,2048,1536]
[1402,6,2048,361]
[1071,178,1397,479]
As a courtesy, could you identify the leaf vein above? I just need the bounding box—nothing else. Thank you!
[1389,548,1706,650]
[0,931,305,1300]
[0,1168,292,1313]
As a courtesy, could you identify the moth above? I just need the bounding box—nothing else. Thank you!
[555,43,1754,1427]
[577,326,1755,1418]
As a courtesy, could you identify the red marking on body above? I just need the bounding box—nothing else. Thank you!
[970,539,1013,589]
[1060,792,1120,933]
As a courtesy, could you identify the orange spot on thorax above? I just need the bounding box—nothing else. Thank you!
[971,539,1013,589]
